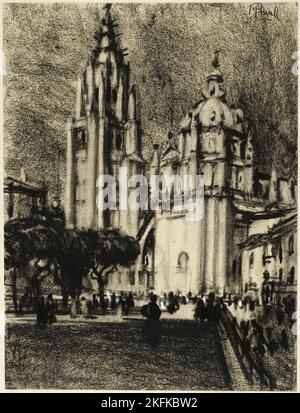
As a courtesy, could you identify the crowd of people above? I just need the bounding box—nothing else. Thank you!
[34,286,296,360]
[156,291,197,313]
[70,291,136,318]
[35,291,138,325]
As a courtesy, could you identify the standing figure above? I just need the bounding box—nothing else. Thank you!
[194,298,207,322]
[45,293,56,325]
[111,292,117,310]
[92,294,99,310]
[141,295,162,349]
[70,297,77,318]
[141,294,162,320]
[36,296,46,327]
[121,294,128,315]
[126,292,135,314]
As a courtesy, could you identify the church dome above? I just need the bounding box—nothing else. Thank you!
[179,54,244,134]
[197,97,235,129]
[199,97,224,127]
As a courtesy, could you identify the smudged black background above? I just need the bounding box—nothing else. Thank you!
[3,3,297,202]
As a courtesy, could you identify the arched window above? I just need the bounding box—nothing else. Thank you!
[94,87,99,106]
[116,133,122,150]
[81,130,87,144]
[76,130,87,149]
[129,271,135,286]
[240,141,246,159]
[290,180,295,200]
[288,235,294,255]
[263,270,270,281]
[288,267,295,285]
[278,268,283,282]
[279,241,283,263]
[177,252,189,272]
[262,249,266,266]
[249,252,254,269]
[112,88,118,103]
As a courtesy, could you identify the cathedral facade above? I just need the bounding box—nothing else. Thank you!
[65,10,296,297]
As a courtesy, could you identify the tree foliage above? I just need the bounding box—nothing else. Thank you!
[89,228,140,305]
[5,218,140,311]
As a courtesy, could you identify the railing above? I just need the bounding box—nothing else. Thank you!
[218,302,277,390]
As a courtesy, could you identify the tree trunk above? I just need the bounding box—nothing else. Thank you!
[97,278,106,312]
[12,268,18,314]
[61,285,69,309]
[31,276,41,305]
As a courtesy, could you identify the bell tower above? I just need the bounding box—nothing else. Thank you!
[65,4,145,235]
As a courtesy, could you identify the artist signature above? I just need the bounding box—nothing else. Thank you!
[249,3,280,22]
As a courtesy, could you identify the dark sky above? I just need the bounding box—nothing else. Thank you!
[4,2,298,201]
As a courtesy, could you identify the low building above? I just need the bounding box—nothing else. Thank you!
[4,173,49,311]
[4,173,47,223]
[239,212,297,303]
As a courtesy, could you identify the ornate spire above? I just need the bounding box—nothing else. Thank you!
[207,51,223,83]
[92,3,125,64]
[211,50,221,69]
[203,51,225,99]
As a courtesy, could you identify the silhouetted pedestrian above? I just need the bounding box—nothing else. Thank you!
[194,299,206,322]
[45,293,56,325]
[141,294,161,320]
[126,292,135,311]
[167,292,180,314]
[111,292,117,310]
[92,294,99,310]
[121,295,128,315]
[142,295,162,349]
[36,296,46,327]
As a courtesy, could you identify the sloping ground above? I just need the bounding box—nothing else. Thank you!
[6,320,230,390]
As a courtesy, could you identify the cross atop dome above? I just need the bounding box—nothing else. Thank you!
[103,3,112,13]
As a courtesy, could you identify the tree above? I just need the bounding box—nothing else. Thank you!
[5,218,62,309]
[89,228,140,309]
[5,217,140,314]
[4,219,34,312]
[52,226,93,306]
[4,218,92,310]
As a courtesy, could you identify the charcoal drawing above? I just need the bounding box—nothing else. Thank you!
[3,2,297,391]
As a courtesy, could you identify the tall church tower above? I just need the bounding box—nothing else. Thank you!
[194,53,232,295]
[65,5,145,236]
[151,53,251,296]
